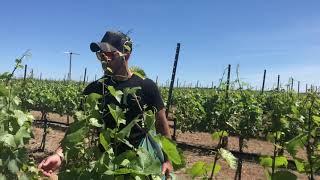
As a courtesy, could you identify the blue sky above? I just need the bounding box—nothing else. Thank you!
[1,1,320,90]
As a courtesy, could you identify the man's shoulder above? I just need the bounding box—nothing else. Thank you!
[83,79,103,95]
[131,74,157,87]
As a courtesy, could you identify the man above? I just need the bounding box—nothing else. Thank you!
[38,31,173,177]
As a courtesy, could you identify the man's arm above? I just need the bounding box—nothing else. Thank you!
[155,108,174,176]
[155,108,171,138]
[38,146,63,176]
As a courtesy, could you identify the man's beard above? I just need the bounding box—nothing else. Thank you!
[101,56,128,80]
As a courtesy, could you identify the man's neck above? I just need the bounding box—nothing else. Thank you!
[105,68,133,81]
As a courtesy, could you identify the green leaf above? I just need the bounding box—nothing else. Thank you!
[108,104,126,126]
[291,105,299,115]
[274,156,288,167]
[212,131,228,141]
[294,158,305,172]
[0,134,16,148]
[113,150,136,166]
[89,118,103,127]
[118,118,141,139]
[272,171,297,180]
[259,156,288,168]
[144,110,156,131]
[19,173,28,180]
[0,85,9,97]
[14,110,32,126]
[13,96,21,106]
[86,93,102,108]
[161,137,181,165]
[260,156,272,167]
[15,58,22,64]
[218,148,237,169]
[186,161,206,178]
[208,163,221,176]
[8,159,19,173]
[285,133,307,157]
[108,86,123,104]
[122,87,141,106]
[14,126,31,146]
[312,115,320,126]
[135,148,162,175]
[0,173,6,180]
[63,126,88,144]
[99,132,110,151]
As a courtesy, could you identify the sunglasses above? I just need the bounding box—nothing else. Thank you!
[96,51,116,61]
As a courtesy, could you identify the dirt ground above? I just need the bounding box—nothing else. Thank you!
[28,111,318,180]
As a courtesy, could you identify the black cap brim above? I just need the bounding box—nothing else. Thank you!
[90,42,117,52]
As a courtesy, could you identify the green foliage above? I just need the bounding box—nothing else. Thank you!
[159,137,181,165]
[211,131,228,141]
[60,86,184,179]
[187,161,221,179]
[16,79,83,125]
[0,58,39,179]
[259,156,288,168]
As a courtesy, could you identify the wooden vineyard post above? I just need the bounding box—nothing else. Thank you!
[155,76,158,86]
[166,43,181,141]
[306,84,308,93]
[291,78,294,91]
[261,69,266,94]
[298,81,300,95]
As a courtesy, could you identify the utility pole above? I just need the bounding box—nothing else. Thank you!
[64,51,80,81]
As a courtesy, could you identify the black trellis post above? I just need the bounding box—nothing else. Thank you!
[176,78,179,88]
[277,75,280,91]
[226,64,231,98]
[83,68,87,85]
[298,81,300,95]
[23,65,27,82]
[261,69,266,94]
[166,43,181,141]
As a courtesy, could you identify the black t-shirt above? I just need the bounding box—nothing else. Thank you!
[82,74,164,151]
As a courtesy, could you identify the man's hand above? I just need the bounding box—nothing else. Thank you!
[161,160,173,177]
[38,154,62,177]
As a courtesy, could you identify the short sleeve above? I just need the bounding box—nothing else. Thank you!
[142,78,164,111]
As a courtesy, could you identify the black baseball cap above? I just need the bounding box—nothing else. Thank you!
[90,31,132,53]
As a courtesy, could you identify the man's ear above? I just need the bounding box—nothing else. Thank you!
[125,53,131,61]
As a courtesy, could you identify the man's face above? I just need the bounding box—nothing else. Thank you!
[96,51,125,73]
